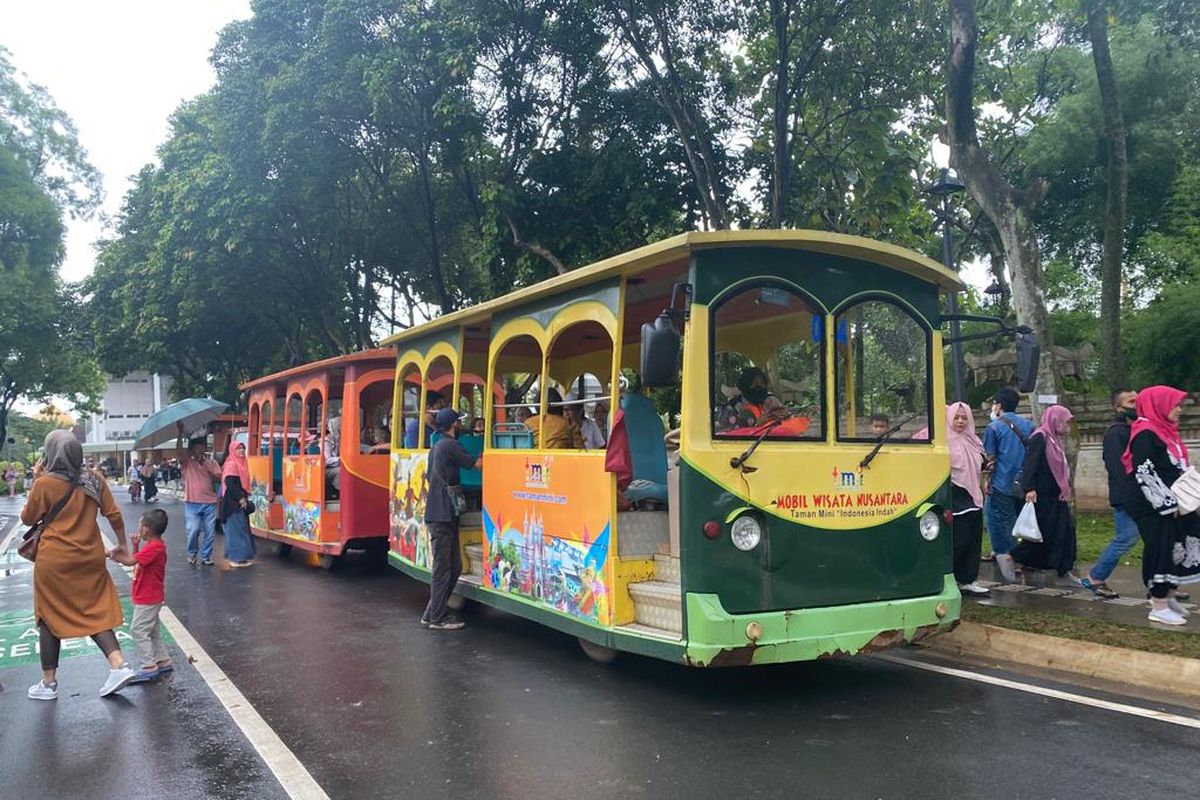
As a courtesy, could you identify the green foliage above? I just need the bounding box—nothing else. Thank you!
[1124,282,1200,389]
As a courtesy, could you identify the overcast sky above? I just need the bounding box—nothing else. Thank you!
[2,0,252,282]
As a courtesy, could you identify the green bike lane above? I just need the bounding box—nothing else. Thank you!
[0,500,290,800]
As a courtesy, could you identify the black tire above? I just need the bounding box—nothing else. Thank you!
[578,638,619,664]
[271,540,293,558]
[319,553,343,571]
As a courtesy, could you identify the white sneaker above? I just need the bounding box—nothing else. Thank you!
[1168,598,1191,617]
[959,582,991,596]
[99,665,137,697]
[1148,607,1188,626]
[995,554,1018,583]
[27,680,58,701]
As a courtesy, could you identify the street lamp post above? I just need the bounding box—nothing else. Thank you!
[926,168,968,403]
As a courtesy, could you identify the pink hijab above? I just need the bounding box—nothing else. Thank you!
[1034,405,1073,502]
[1121,385,1189,473]
[946,402,984,506]
[222,439,251,492]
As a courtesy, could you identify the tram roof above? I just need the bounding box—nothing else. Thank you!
[380,229,961,348]
[240,348,395,391]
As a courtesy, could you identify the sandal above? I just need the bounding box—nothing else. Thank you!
[1079,576,1119,599]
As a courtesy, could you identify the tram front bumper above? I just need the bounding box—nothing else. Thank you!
[683,574,960,667]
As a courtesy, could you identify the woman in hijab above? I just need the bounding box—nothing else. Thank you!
[947,402,989,595]
[1121,386,1200,625]
[22,430,138,699]
[1011,405,1077,579]
[220,441,256,567]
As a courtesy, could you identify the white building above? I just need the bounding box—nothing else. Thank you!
[83,372,174,467]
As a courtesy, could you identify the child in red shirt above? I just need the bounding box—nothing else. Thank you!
[109,509,172,681]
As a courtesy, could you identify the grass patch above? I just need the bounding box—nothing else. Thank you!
[962,603,1200,660]
[1075,511,1141,565]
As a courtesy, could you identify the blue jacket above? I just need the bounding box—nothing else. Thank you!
[983,412,1034,497]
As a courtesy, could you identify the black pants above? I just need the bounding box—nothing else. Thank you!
[424,520,462,624]
[952,509,983,584]
[39,622,119,671]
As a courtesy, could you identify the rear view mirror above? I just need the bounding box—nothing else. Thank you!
[1016,332,1040,393]
[641,313,681,388]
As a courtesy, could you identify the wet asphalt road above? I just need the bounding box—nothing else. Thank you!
[3,492,1199,799]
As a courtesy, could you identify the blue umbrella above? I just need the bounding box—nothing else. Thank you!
[134,398,230,449]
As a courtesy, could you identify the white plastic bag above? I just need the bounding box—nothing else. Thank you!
[1013,501,1042,543]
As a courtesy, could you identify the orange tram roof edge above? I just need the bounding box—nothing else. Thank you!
[240,348,396,392]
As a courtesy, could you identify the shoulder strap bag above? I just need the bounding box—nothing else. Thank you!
[18,483,78,562]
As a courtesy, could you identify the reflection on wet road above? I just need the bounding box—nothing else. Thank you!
[3,492,1198,799]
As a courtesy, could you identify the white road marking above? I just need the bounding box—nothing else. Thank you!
[877,653,1200,729]
[159,607,331,800]
[103,528,329,800]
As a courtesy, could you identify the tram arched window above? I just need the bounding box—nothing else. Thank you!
[304,390,325,455]
[397,364,422,449]
[834,298,930,442]
[260,400,273,455]
[425,356,456,448]
[491,334,543,449]
[358,378,393,455]
[711,283,824,440]
[285,394,303,455]
[248,403,261,455]
[547,320,614,451]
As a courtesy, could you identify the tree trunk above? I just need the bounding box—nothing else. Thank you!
[946,0,1061,420]
[1084,0,1128,389]
[769,0,790,227]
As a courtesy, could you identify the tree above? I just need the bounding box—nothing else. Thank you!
[945,0,1062,414]
[1083,0,1128,388]
[0,45,102,220]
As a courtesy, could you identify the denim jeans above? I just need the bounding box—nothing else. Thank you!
[1089,506,1140,582]
[185,502,217,560]
[984,491,1020,556]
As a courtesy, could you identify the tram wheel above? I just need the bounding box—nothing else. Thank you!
[271,540,293,559]
[319,553,343,571]
[578,638,619,664]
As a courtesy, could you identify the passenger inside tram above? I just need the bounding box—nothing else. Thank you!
[563,395,606,450]
[526,388,571,449]
[324,416,341,499]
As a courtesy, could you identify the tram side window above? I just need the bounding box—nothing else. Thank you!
[359,379,393,454]
[711,283,823,440]
[835,299,930,441]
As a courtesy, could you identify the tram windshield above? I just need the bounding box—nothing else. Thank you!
[711,283,823,440]
[835,299,931,442]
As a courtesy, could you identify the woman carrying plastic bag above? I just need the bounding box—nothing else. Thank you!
[1010,405,1077,580]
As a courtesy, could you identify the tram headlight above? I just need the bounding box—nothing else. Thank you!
[918,510,941,541]
[730,515,762,551]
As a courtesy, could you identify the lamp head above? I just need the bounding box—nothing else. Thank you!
[926,168,965,197]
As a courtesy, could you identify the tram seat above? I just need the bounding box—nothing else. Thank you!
[621,394,669,505]
[458,433,484,490]
[493,422,534,449]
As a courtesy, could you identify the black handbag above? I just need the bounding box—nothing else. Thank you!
[18,484,77,562]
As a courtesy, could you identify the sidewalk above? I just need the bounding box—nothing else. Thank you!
[968,560,1200,634]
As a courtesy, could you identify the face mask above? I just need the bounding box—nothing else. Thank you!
[746,387,769,405]
[989,409,1001,421]
[1123,407,1137,421]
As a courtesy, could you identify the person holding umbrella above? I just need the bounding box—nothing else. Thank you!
[177,429,222,566]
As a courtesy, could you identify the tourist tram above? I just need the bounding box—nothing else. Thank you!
[380,230,964,666]
[239,350,395,569]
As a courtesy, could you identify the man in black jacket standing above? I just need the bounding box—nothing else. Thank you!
[1079,388,1139,599]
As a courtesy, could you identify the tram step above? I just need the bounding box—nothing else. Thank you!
[627,580,682,634]
[464,543,485,578]
[615,622,682,642]
[653,554,681,584]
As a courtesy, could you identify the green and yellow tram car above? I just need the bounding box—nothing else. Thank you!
[384,230,963,666]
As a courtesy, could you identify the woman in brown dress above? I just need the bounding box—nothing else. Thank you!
[22,430,138,700]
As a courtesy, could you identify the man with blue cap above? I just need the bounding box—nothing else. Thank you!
[422,407,483,630]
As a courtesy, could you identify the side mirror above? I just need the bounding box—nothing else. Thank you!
[641,313,681,388]
[1016,332,1040,393]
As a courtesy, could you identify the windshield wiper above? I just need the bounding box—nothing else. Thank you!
[730,420,781,473]
[859,412,922,471]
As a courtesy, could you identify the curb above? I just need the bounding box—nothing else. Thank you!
[923,622,1200,698]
